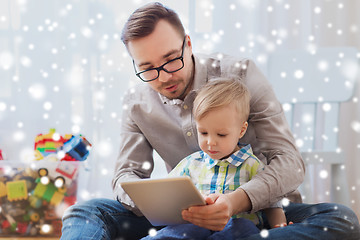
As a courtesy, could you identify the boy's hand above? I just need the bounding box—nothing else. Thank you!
[182,193,232,231]
[182,189,252,231]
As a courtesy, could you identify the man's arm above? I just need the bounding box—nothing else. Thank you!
[239,59,305,212]
[112,92,154,215]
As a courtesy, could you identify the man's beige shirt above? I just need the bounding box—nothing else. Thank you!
[113,53,305,215]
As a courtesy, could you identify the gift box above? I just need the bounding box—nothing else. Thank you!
[0,160,79,237]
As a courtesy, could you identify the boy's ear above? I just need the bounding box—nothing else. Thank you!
[239,121,248,139]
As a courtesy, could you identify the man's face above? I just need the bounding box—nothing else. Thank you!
[128,20,194,100]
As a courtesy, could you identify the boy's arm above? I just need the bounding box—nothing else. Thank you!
[182,157,259,231]
[168,156,191,178]
[263,208,287,228]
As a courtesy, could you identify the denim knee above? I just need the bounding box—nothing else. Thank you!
[335,204,360,237]
[314,203,360,239]
[62,199,101,225]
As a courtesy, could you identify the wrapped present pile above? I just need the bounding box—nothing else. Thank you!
[0,129,91,237]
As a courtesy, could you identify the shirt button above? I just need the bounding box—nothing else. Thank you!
[186,132,192,137]
[183,105,188,110]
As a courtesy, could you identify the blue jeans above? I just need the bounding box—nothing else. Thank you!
[140,218,259,240]
[61,199,360,240]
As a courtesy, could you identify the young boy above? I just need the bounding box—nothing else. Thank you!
[142,77,290,239]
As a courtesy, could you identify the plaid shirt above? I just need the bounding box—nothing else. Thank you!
[168,143,263,225]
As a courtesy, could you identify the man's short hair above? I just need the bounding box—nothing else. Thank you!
[121,2,185,48]
[193,77,251,121]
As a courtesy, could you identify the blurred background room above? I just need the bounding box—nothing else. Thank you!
[0,0,359,220]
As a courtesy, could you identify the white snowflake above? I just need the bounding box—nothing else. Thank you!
[260,229,269,238]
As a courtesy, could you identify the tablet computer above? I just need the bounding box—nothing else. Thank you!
[121,176,206,226]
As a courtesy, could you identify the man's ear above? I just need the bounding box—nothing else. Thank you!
[239,121,248,139]
[186,35,192,48]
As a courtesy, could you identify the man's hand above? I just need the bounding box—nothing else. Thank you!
[181,188,252,231]
[182,193,232,231]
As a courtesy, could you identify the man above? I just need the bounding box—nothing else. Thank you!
[61,2,360,239]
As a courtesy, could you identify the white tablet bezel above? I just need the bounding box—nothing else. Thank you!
[121,176,206,226]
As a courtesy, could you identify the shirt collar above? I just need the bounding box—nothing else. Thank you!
[159,94,183,105]
[204,143,253,169]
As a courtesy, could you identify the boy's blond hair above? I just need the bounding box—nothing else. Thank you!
[193,77,250,121]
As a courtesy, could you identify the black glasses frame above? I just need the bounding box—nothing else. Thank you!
[133,37,186,82]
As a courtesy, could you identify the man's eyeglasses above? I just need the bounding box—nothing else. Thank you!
[133,37,186,82]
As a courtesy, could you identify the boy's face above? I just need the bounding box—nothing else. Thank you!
[128,20,194,100]
[196,104,248,160]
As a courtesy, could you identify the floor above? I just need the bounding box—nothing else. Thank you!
[0,238,59,240]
